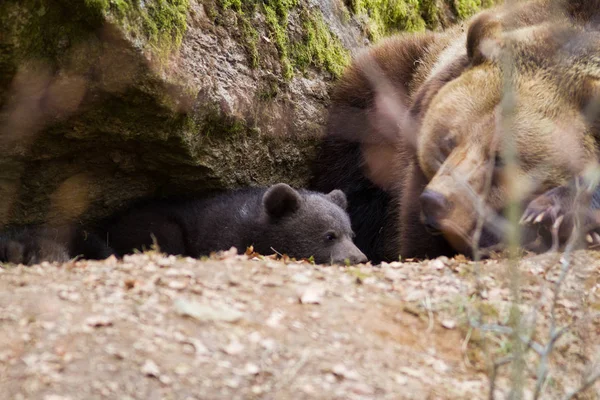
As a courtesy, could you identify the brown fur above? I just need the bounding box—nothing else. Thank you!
[316,0,600,259]
[325,29,467,258]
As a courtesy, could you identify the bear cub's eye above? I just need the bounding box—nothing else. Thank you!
[325,232,338,242]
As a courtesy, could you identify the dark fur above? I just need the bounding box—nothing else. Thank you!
[0,225,112,265]
[311,139,397,262]
[0,184,367,265]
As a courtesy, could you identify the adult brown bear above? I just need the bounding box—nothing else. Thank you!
[312,0,600,262]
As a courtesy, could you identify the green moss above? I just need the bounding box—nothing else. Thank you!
[98,0,191,58]
[240,18,260,68]
[1,0,188,68]
[346,0,499,41]
[194,104,248,138]
[453,0,482,20]
[264,2,294,79]
[346,0,426,41]
[213,0,349,80]
[419,0,441,28]
[292,8,350,78]
[261,0,350,78]
[86,0,191,56]
[69,0,190,56]
[215,0,260,68]
[221,0,243,10]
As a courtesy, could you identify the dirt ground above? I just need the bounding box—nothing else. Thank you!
[1,248,600,399]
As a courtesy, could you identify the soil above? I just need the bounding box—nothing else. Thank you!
[1,248,600,399]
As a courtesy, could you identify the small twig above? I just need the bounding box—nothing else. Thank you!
[489,356,514,400]
[462,326,474,368]
[523,337,545,357]
[476,323,513,335]
[270,247,283,257]
[471,322,546,356]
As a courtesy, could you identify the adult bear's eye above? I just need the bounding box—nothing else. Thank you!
[325,232,337,241]
[440,134,456,161]
[442,135,456,155]
[494,153,504,168]
[435,135,456,166]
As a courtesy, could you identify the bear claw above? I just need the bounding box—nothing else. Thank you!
[519,213,535,225]
[586,231,600,247]
[552,215,564,230]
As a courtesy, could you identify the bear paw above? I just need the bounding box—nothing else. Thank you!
[0,227,72,265]
[0,237,70,265]
[520,185,571,230]
[520,183,600,250]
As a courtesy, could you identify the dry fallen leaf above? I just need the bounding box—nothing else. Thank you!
[331,363,361,381]
[441,319,457,329]
[85,315,113,327]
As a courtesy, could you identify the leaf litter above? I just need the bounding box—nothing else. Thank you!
[0,248,599,398]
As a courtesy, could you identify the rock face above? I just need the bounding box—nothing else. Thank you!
[0,0,492,226]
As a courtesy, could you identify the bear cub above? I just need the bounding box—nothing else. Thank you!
[0,184,367,265]
[101,183,367,264]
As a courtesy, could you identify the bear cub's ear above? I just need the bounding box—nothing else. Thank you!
[326,189,347,210]
[263,183,302,218]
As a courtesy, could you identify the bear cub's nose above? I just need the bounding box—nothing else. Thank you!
[419,189,450,233]
[348,251,368,265]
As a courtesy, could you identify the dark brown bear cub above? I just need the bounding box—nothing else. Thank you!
[0,184,367,265]
[100,183,366,264]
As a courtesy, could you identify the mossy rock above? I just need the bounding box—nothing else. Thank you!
[0,0,497,226]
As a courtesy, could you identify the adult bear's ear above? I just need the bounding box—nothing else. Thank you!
[467,11,503,66]
[326,189,347,210]
[263,183,302,219]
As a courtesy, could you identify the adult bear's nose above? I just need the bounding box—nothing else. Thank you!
[419,189,450,233]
